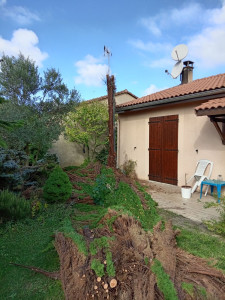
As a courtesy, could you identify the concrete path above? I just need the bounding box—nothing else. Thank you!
[144,180,221,224]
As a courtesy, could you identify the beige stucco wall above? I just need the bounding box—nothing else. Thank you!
[49,134,87,167]
[50,92,137,167]
[117,101,225,187]
[115,93,137,105]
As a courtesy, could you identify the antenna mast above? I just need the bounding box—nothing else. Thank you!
[104,45,112,75]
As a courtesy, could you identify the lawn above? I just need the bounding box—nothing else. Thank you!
[0,204,69,300]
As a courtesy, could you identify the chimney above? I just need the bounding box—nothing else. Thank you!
[181,60,194,84]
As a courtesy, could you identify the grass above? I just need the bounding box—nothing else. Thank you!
[62,217,88,256]
[176,228,225,271]
[0,204,71,300]
[158,206,225,271]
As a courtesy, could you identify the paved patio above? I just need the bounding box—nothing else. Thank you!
[144,180,221,224]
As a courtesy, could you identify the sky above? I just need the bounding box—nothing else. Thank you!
[0,0,225,100]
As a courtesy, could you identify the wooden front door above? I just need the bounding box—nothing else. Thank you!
[149,115,178,185]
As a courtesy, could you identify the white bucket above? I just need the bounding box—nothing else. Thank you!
[181,186,192,199]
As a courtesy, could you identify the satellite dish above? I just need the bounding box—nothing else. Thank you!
[171,61,183,79]
[165,44,189,80]
[171,44,188,61]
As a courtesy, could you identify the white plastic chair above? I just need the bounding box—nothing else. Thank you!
[187,160,213,194]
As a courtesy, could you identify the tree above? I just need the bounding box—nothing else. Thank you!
[0,54,80,163]
[64,101,109,161]
[0,94,23,147]
[0,54,40,105]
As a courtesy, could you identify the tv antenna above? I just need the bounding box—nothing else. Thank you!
[165,44,188,79]
[104,45,112,75]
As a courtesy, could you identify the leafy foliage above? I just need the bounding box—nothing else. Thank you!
[95,143,109,165]
[0,148,29,189]
[91,259,105,277]
[43,167,72,203]
[65,101,108,160]
[0,190,30,220]
[151,259,178,300]
[91,168,116,205]
[121,155,137,178]
[78,166,160,230]
[0,54,80,161]
[106,251,115,276]
[181,282,194,297]
[62,217,88,255]
[0,94,24,147]
[203,198,225,237]
[0,148,58,191]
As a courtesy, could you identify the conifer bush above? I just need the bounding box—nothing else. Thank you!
[43,167,72,203]
[0,190,30,220]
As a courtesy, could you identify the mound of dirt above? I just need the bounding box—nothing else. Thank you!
[55,210,225,300]
[14,165,225,299]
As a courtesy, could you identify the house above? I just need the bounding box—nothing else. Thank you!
[116,62,225,188]
[50,89,137,167]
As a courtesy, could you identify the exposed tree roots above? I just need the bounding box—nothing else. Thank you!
[55,210,225,300]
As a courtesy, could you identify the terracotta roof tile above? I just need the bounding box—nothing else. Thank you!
[85,89,137,103]
[195,97,225,111]
[117,73,225,108]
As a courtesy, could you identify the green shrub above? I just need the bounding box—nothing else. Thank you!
[0,148,59,191]
[121,157,137,178]
[203,197,225,237]
[0,189,30,220]
[43,167,72,203]
[90,167,116,205]
[95,145,109,165]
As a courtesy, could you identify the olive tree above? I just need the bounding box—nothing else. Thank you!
[0,54,80,163]
[64,101,109,161]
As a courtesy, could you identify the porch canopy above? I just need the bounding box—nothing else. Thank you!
[195,97,225,145]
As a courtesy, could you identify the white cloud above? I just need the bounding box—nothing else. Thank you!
[0,29,48,67]
[188,27,225,68]
[186,1,225,68]
[74,55,108,87]
[0,1,40,25]
[140,18,161,37]
[129,39,172,53]
[209,1,225,25]
[142,84,167,96]
[170,3,203,26]
[140,3,204,36]
[149,58,173,68]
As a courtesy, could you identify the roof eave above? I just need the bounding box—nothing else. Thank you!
[196,107,225,116]
[116,87,225,114]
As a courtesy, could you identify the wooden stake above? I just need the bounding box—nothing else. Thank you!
[107,74,116,168]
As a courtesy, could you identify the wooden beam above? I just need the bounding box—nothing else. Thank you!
[196,108,225,116]
[210,117,225,145]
